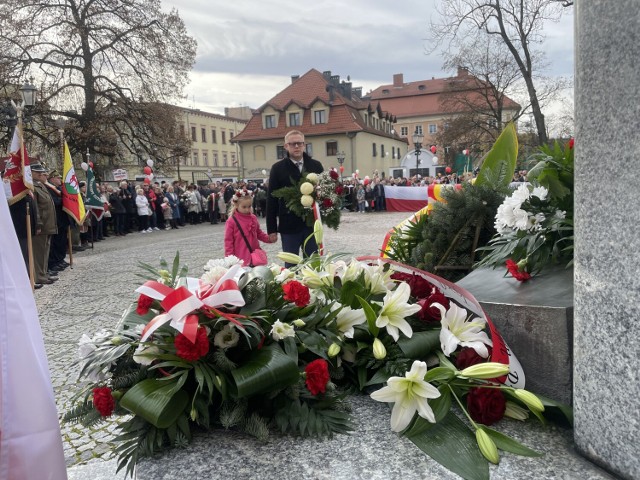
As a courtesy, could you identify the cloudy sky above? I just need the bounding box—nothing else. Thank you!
[162,0,574,116]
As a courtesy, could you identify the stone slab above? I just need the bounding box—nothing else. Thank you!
[457,267,573,405]
[574,1,640,478]
[135,394,612,480]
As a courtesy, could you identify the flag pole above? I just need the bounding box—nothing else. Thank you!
[67,225,74,268]
[26,201,35,290]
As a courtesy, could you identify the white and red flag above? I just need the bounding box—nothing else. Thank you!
[2,126,33,205]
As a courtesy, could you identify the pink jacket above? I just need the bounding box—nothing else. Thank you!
[224,212,271,266]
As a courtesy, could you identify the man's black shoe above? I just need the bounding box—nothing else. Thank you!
[48,270,59,277]
[72,245,87,252]
[34,283,43,289]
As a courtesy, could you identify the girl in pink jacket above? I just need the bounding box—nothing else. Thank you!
[224,189,272,266]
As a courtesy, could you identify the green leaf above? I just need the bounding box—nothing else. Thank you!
[119,378,189,429]
[537,394,574,426]
[357,366,368,391]
[424,366,456,383]
[364,368,392,387]
[230,344,300,398]
[479,425,543,457]
[474,122,518,189]
[397,330,441,359]
[115,302,157,331]
[407,412,489,480]
[356,295,379,337]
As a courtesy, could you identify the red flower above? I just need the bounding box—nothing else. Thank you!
[391,272,435,299]
[335,186,344,195]
[416,291,450,322]
[136,294,153,315]
[174,326,210,361]
[322,198,333,208]
[456,347,492,370]
[282,280,310,307]
[93,387,115,417]
[505,260,531,282]
[329,170,339,180]
[568,138,575,149]
[467,387,506,425]
[305,359,330,395]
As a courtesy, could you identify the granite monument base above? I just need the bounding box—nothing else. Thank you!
[456,266,573,405]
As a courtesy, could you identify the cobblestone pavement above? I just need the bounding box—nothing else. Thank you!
[33,211,410,473]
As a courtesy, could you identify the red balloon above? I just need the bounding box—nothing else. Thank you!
[339,165,344,173]
[143,177,151,184]
[89,161,94,168]
[430,145,437,154]
[143,166,152,175]
[445,166,452,174]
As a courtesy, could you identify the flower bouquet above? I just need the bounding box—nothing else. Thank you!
[66,251,568,479]
[476,140,574,280]
[271,169,343,229]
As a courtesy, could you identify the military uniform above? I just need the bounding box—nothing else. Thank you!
[31,163,58,284]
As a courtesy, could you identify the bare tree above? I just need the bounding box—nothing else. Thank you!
[429,0,571,145]
[0,0,196,173]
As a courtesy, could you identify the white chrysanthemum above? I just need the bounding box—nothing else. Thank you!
[554,210,566,220]
[531,186,548,201]
[132,344,162,366]
[512,184,531,203]
[213,323,240,349]
[270,320,295,340]
[306,173,318,183]
[300,182,314,195]
[512,208,531,231]
[301,194,314,207]
[204,256,241,270]
[532,213,546,230]
[495,203,517,230]
[201,266,228,285]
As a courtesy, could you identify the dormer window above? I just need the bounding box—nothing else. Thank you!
[265,114,276,129]
[418,85,426,91]
[382,89,389,94]
[289,112,301,126]
[314,110,326,124]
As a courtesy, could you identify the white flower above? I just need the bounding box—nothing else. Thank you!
[512,207,531,231]
[270,320,295,341]
[213,323,240,349]
[495,203,517,231]
[336,259,365,284]
[306,173,318,183]
[554,210,566,220]
[335,305,366,338]
[301,194,314,207]
[201,265,228,285]
[132,343,162,366]
[375,282,422,341]
[531,186,548,201]
[300,182,314,195]
[274,267,295,283]
[512,184,531,203]
[433,303,492,358]
[298,265,332,289]
[532,213,546,230]
[78,334,96,359]
[204,256,242,270]
[363,260,395,295]
[370,360,441,432]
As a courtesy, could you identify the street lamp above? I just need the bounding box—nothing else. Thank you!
[412,130,424,176]
[19,80,37,108]
[336,151,345,178]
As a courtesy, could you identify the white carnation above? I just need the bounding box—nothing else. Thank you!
[531,186,548,201]
[201,266,228,285]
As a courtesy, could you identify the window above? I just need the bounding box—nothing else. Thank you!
[415,125,423,135]
[265,115,276,128]
[276,145,286,159]
[289,112,301,126]
[190,126,196,142]
[326,141,337,156]
[305,143,313,156]
[201,128,207,142]
[372,143,377,157]
[221,131,226,144]
[314,110,326,124]
[429,124,437,134]
[364,114,368,125]
[203,152,209,166]
[231,153,237,166]
[400,126,408,136]
[212,129,217,143]
[192,150,199,166]
[392,146,396,159]
[223,153,228,166]
[381,144,385,158]
[213,152,219,166]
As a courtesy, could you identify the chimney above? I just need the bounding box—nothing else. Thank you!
[393,73,403,87]
[291,75,299,83]
[353,87,362,98]
[457,66,469,77]
[323,70,332,79]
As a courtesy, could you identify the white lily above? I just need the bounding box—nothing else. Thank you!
[270,320,295,341]
[375,282,421,341]
[363,260,395,295]
[335,305,366,338]
[433,303,492,358]
[336,258,365,284]
[298,265,332,289]
[274,267,294,283]
[370,360,441,432]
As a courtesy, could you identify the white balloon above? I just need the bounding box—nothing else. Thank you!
[355,169,360,174]
[148,173,154,180]
[147,159,154,168]
[261,169,267,175]
[432,156,439,165]
[81,162,89,171]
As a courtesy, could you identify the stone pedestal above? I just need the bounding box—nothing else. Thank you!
[456,266,573,405]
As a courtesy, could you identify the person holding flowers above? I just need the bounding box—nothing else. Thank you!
[267,130,323,262]
[224,189,272,267]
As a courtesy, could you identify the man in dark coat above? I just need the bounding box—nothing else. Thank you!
[45,170,69,272]
[266,130,323,261]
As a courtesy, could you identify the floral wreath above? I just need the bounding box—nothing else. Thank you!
[232,188,253,202]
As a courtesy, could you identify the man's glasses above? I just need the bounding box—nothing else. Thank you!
[287,142,305,147]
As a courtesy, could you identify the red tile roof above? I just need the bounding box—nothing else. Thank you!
[232,69,406,143]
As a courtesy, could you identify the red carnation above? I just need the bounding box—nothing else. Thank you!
[329,170,339,180]
[93,387,115,417]
[136,294,153,315]
[305,359,330,395]
[391,272,413,283]
[174,326,210,361]
[416,291,450,322]
[282,280,310,307]
[456,347,492,370]
[335,186,344,195]
[322,197,334,208]
[568,138,574,149]
[505,260,531,282]
[467,387,506,425]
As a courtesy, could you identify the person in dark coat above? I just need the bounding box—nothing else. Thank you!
[266,130,323,263]
[45,170,69,271]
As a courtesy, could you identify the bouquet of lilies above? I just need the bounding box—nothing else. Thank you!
[66,246,567,479]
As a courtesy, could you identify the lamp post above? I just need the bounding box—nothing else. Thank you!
[336,151,345,179]
[55,117,66,171]
[412,130,424,177]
